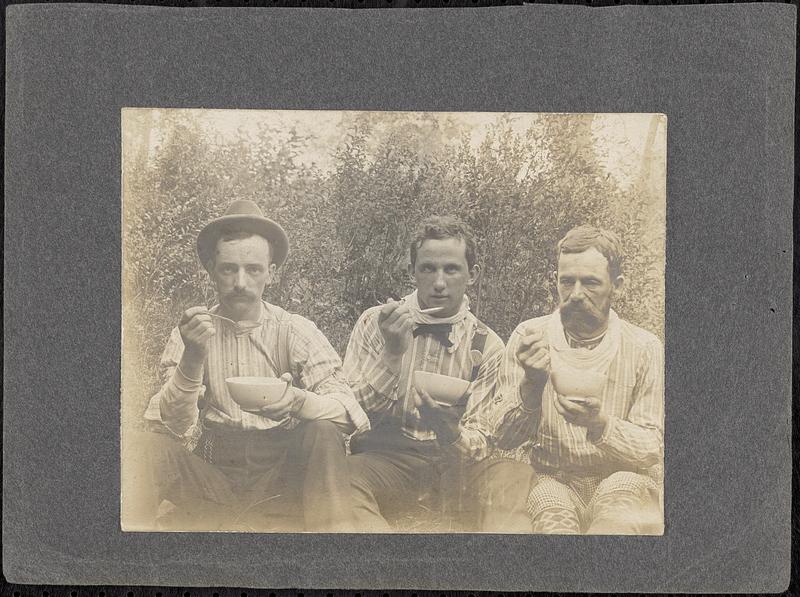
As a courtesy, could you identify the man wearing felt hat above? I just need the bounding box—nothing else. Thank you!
[343,215,535,532]
[136,199,369,532]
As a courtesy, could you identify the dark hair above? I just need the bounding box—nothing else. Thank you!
[410,216,478,269]
[205,229,273,269]
[557,225,624,278]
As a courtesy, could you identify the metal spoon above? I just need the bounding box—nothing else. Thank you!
[207,312,261,329]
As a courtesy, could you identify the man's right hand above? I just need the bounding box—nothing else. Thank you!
[179,306,216,362]
[378,300,413,355]
[378,300,413,373]
[515,325,550,409]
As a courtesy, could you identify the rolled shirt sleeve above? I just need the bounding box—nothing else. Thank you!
[343,307,401,422]
[153,327,205,442]
[288,315,370,435]
[445,331,505,461]
[489,322,543,451]
[589,336,664,468]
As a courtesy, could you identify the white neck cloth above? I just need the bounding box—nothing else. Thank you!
[548,308,621,374]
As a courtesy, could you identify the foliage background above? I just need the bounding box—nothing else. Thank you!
[122,109,665,426]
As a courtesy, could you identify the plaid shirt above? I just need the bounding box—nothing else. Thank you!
[491,313,664,476]
[144,301,369,442]
[343,305,505,460]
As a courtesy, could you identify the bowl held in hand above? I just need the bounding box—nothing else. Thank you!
[413,371,471,406]
[550,367,607,400]
[225,376,288,412]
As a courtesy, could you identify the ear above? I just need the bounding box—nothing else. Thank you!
[407,261,415,280]
[466,263,481,287]
[205,264,217,287]
[612,274,625,293]
[267,262,278,283]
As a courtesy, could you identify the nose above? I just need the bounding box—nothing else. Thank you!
[433,271,447,292]
[571,281,585,300]
[234,269,247,290]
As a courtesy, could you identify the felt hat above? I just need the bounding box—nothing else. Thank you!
[196,200,289,269]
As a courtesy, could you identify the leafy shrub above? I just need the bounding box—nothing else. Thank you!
[123,111,664,421]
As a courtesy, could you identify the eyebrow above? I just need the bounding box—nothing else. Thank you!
[419,261,464,268]
[217,261,265,268]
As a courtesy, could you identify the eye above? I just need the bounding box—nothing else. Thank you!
[246,265,264,274]
[220,264,236,274]
[559,277,574,286]
[445,265,460,274]
[420,264,435,273]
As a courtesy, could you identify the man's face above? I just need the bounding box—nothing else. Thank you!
[557,247,622,336]
[210,235,275,320]
[412,237,478,318]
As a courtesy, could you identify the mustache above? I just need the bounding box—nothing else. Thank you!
[561,299,592,314]
[225,290,257,300]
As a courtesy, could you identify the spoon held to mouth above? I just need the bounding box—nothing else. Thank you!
[206,312,237,326]
[206,312,262,331]
[419,307,445,315]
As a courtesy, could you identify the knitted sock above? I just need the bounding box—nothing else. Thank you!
[531,506,581,534]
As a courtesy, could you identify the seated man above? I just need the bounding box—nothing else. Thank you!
[129,199,369,532]
[343,216,535,532]
[492,225,664,534]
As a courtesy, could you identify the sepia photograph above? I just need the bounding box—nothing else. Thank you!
[121,109,666,534]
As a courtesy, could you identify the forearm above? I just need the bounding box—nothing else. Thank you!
[590,416,663,467]
[348,353,401,416]
[444,426,489,461]
[494,404,540,450]
[494,378,543,450]
[159,362,202,436]
[295,390,353,432]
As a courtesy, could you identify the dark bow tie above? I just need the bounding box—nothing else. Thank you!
[413,323,453,347]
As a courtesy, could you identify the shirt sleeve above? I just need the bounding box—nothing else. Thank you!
[154,327,205,441]
[488,322,542,451]
[445,331,505,461]
[342,308,402,422]
[289,316,370,435]
[590,336,664,468]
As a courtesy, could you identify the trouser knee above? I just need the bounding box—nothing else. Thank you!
[588,472,662,535]
[476,459,536,504]
[596,471,654,496]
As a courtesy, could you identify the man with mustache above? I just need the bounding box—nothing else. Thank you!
[492,225,664,534]
[134,200,369,532]
[343,216,535,532]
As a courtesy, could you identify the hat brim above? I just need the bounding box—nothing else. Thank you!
[196,214,289,269]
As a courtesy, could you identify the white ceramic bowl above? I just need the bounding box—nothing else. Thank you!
[225,376,288,412]
[550,367,607,398]
[413,371,471,406]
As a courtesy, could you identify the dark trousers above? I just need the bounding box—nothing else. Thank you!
[125,420,352,532]
[348,429,536,533]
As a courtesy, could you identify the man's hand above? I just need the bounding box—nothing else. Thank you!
[179,306,216,362]
[416,391,463,445]
[515,326,550,410]
[259,373,308,421]
[553,394,608,439]
[378,299,413,372]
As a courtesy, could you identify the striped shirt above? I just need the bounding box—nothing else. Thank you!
[144,301,370,442]
[343,305,505,460]
[491,313,664,476]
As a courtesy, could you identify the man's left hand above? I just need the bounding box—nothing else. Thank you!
[259,373,307,421]
[416,391,463,445]
[553,394,607,438]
